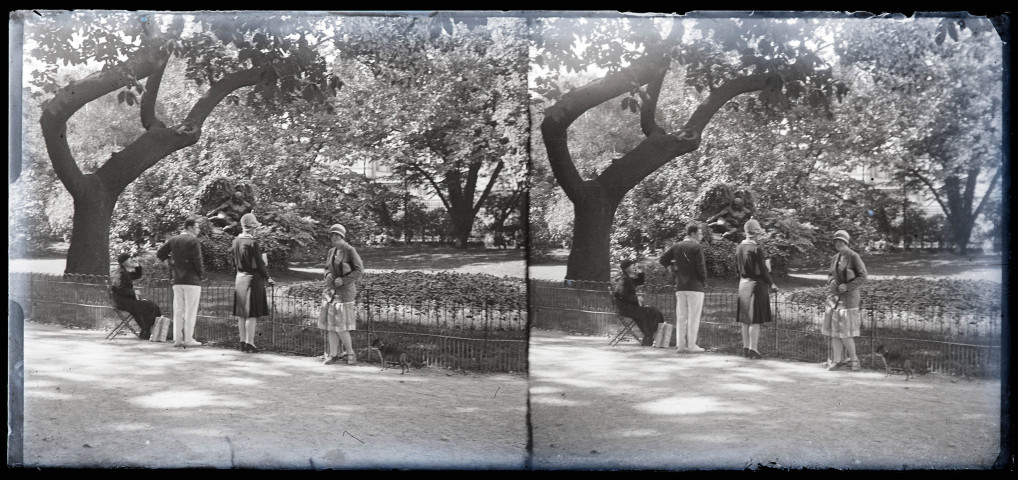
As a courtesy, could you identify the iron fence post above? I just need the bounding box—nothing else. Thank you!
[868,307,875,368]
[270,284,276,349]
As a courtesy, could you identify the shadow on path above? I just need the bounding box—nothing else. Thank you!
[22,323,527,469]
[529,329,1001,470]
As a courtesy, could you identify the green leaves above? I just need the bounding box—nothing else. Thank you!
[116,90,138,106]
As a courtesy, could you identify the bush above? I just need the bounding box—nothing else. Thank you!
[287,271,526,310]
[786,277,1001,312]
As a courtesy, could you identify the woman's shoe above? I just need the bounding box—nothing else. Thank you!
[346,353,357,365]
[247,344,260,354]
[240,342,250,352]
[850,359,861,372]
[323,356,340,365]
[827,361,844,371]
[748,349,763,359]
[743,348,750,358]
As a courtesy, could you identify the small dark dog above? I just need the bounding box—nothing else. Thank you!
[875,344,913,381]
[369,337,410,374]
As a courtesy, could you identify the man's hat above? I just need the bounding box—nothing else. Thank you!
[117,252,132,265]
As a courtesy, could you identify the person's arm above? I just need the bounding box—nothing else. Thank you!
[658,247,674,269]
[324,248,337,287]
[696,245,708,284]
[156,240,171,262]
[193,239,204,280]
[758,248,775,288]
[130,266,144,281]
[207,200,230,216]
[335,246,364,286]
[252,241,272,282]
[843,253,868,292]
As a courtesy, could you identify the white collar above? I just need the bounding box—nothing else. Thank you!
[741,239,757,245]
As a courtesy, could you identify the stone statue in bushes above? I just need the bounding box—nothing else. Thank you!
[206,190,253,235]
[698,185,755,243]
[198,179,256,236]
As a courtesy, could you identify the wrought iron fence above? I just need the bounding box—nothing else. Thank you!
[8,273,527,373]
[529,279,1002,378]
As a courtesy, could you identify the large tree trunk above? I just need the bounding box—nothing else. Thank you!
[565,183,619,281]
[449,204,474,249]
[63,177,118,275]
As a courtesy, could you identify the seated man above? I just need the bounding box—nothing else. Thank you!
[111,253,162,340]
[612,259,663,346]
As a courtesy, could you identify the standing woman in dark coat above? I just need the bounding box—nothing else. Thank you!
[233,213,275,353]
[111,253,162,340]
[612,259,663,346]
[735,219,778,359]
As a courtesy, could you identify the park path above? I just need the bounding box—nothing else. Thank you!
[17,322,528,469]
[529,329,1002,470]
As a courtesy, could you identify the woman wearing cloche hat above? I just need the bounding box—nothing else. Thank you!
[319,223,364,365]
[822,229,868,372]
[232,212,275,353]
[734,218,779,359]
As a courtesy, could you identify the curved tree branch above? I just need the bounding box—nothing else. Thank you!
[597,73,776,200]
[969,166,1002,222]
[411,163,452,212]
[39,44,167,198]
[638,62,668,137]
[472,159,504,215]
[97,65,269,192]
[907,168,951,216]
[541,52,673,204]
[140,55,169,130]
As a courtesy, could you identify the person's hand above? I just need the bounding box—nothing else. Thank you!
[837,284,847,294]
[325,274,335,288]
[267,277,276,286]
[335,277,344,287]
[770,285,779,293]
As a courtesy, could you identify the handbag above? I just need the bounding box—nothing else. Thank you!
[652,322,674,348]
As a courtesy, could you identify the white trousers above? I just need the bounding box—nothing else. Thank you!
[674,291,705,349]
[172,285,202,343]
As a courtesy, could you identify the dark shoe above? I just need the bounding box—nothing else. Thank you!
[743,348,750,358]
[849,360,861,372]
[748,349,763,359]
[240,342,249,352]
[247,344,260,354]
[323,356,340,365]
[827,362,844,371]
[139,331,151,341]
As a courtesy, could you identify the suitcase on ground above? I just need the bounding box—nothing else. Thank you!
[150,316,170,342]
[652,322,674,348]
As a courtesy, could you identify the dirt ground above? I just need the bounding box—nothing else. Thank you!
[528,329,1003,470]
[16,322,528,469]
